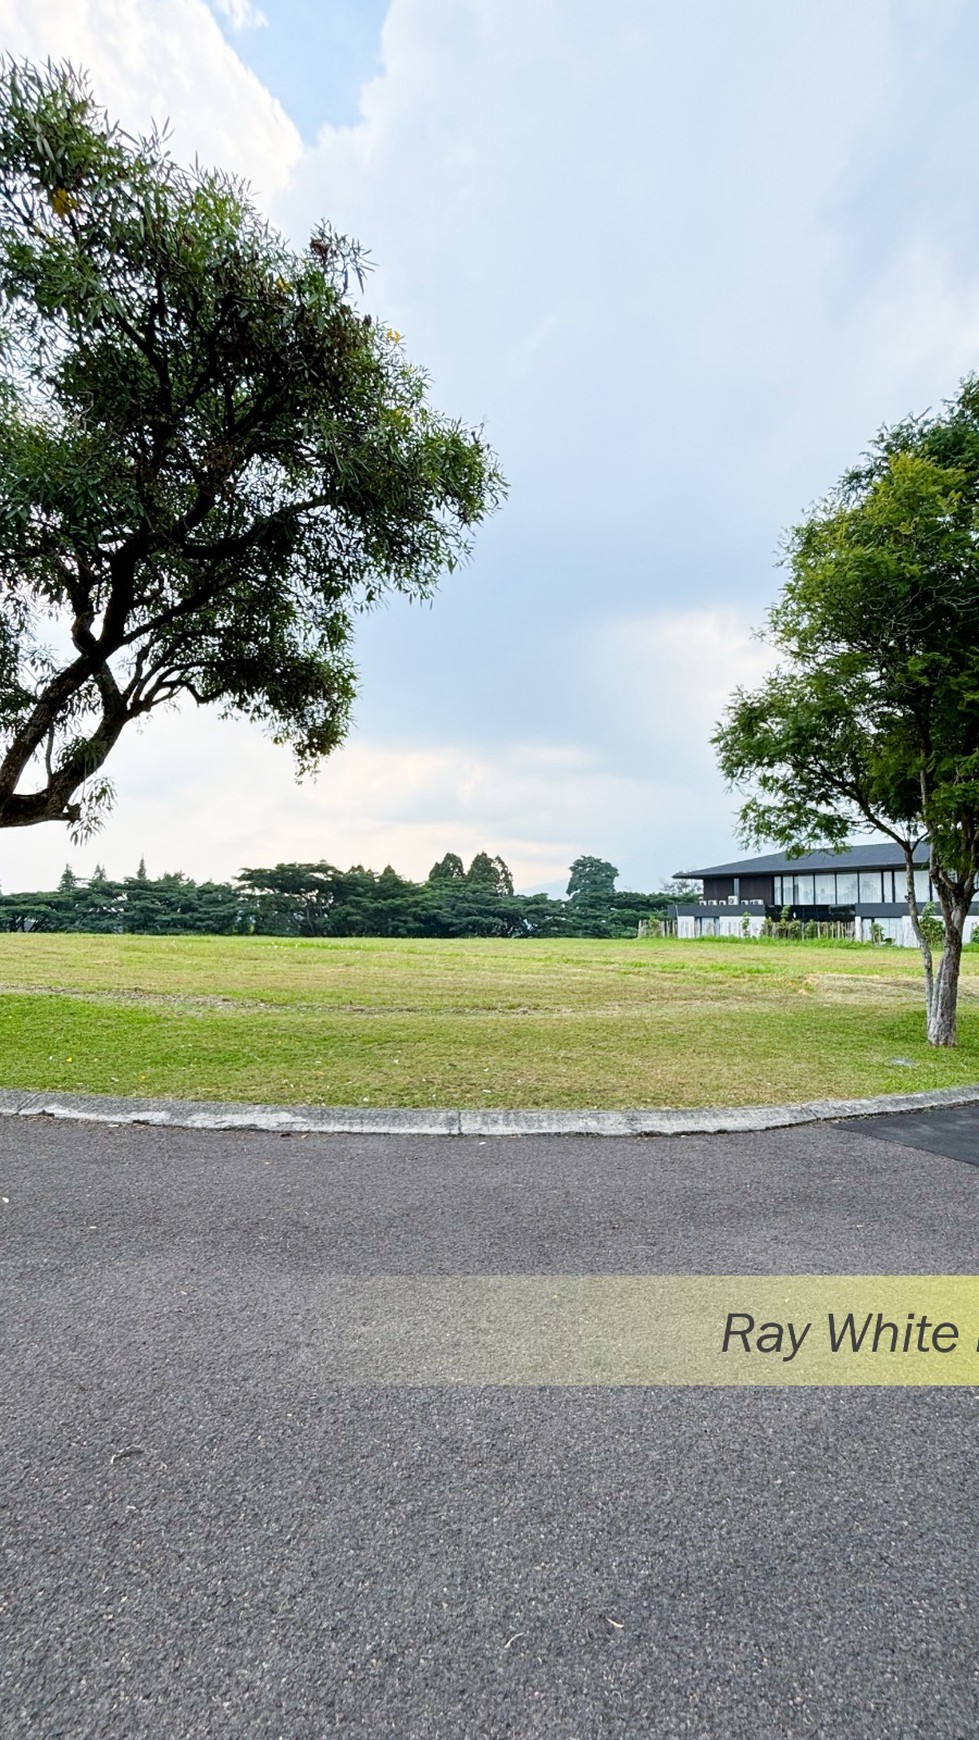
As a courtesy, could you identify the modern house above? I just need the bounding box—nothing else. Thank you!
[673,844,979,946]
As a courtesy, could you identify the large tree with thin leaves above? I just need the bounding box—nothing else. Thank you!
[715,377,979,1046]
[0,59,503,836]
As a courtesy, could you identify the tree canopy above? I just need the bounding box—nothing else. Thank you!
[567,856,618,902]
[428,853,465,883]
[465,851,514,896]
[714,376,979,1045]
[0,59,503,835]
[0,852,673,939]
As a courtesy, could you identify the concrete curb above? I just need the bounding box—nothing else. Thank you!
[2,1082,979,1136]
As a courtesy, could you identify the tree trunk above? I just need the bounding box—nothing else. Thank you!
[902,851,934,1022]
[926,879,973,1048]
[927,918,963,1046]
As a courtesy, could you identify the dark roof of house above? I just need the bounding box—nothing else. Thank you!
[676,843,929,878]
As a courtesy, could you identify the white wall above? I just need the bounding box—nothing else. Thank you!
[675,912,979,945]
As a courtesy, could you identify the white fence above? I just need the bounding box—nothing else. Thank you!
[855,914,979,947]
[673,912,979,946]
[677,913,765,939]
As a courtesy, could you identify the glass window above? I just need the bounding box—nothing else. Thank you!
[913,870,930,904]
[858,872,882,903]
[794,875,815,906]
[835,872,858,903]
[814,873,836,903]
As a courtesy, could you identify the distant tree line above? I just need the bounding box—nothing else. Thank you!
[0,854,673,940]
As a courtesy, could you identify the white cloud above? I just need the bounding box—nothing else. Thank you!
[0,608,774,894]
[0,713,603,892]
[212,0,267,31]
[0,0,300,202]
[4,3,979,900]
[275,0,979,548]
[583,609,777,779]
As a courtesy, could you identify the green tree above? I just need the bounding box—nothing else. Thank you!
[237,862,340,937]
[715,376,979,1046]
[566,856,618,902]
[427,853,466,882]
[69,864,123,930]
[466,852,514,896]
[0,60,503,838]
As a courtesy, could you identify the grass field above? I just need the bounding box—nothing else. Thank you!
[1,931,978,1109]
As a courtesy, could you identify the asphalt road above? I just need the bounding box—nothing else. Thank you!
[3,1111,979,1739]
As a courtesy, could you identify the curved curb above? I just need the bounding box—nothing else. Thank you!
[2,1081,979,1136]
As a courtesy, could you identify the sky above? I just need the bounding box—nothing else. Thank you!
[2,0,979,893]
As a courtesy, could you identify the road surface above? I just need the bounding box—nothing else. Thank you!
[3,1108,979,1738]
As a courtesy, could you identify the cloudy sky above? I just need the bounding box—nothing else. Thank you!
[2,0,979,894]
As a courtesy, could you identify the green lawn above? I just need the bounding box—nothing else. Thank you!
[0,932,977,1108]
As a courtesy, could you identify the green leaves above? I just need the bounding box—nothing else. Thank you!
[0,57,505,830]
[716,374,979,1041]
[720,373,979,855]
[566,856,619,901]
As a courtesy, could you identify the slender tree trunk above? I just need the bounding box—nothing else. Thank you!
[903,851,934,1022]
[926,867,975,1047]
[927,910,965,1046]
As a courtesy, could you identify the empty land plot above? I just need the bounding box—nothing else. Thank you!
[0,933,977,1108]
